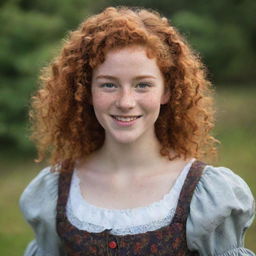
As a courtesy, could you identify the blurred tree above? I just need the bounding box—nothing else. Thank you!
[0,0,95,154]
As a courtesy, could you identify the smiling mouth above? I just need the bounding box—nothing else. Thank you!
[110,115,142,121]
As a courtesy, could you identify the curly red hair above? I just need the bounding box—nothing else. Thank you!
[30,6,219,171]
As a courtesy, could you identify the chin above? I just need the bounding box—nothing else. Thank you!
[114,137,139,145]
[108,133,142,145]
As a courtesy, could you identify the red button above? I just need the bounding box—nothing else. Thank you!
[108,241,117,249]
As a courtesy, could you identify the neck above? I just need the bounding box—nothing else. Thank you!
[87,132,173,176]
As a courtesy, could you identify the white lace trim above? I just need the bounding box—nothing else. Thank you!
[66,158,195,235]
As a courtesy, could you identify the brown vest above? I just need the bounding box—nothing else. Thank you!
[56,160,206,256]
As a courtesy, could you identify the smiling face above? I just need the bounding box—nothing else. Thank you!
[91,46,170,145]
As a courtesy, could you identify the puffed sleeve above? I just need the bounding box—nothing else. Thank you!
[19,167,66,256]
[186,165,255,256]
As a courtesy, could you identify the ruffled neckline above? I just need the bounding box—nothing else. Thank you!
[67,158,195,229]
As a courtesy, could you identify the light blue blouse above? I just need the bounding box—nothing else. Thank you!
[19,164,256,256]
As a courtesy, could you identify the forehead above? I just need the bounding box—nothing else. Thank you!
[92,46,162,78]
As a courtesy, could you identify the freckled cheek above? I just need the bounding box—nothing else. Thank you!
[140,95,162,113]
[92,93,115,111]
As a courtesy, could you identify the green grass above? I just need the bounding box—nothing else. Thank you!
[0,86,255,255]
[0,161,45,255]
[213,86,256,249]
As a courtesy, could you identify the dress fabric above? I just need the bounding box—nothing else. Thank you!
[56,160,206,256]
[19,161,256,256]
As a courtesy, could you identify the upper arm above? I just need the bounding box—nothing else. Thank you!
[186,165,255,255]
[19,167,65,256]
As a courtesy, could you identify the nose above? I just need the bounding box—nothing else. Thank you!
[115,88,136,110]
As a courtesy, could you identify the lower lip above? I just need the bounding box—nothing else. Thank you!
[112,116,141,127]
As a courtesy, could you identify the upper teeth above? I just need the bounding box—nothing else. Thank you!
[113,116,140,121]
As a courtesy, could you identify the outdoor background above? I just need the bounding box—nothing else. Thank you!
[0,0,255,254]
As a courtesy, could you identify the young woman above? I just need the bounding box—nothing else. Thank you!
[20,6,255,256]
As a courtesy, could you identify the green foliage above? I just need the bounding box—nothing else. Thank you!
[0,0,95,153]
[172,11,254,82]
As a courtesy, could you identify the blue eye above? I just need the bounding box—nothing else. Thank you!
[101,83,116,88]
[136,83,151,89]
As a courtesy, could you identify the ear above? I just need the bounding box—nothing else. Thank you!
[161,88,170,105]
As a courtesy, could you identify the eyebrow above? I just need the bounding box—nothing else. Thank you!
[95,75,157,80]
